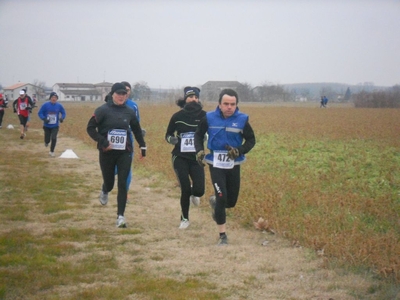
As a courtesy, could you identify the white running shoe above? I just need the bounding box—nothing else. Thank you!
[179,219,190,229]
[116,215,126,228]
[49,151,55,157]
[190,195,200,206]
[99,191,108,205]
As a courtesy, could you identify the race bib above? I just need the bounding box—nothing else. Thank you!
[180,132,195,152]
[19,103,27,110]
[107,129,127,150]
[48,114,57,125]
[213,150,234,169]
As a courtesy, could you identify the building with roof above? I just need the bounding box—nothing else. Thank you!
[201,81,245,102]
[2,82,46,102]
[53,82,113,101]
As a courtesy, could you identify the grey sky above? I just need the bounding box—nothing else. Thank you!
[1,0,399,89]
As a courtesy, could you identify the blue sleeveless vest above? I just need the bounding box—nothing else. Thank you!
[205,106,248,165]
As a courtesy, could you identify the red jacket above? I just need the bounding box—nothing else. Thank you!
[13,96,34,117]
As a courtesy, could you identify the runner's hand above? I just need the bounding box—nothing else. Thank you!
[140,147,147,158]
[169,136,179,145]
[226,145,239,160]
[196,150,205,166]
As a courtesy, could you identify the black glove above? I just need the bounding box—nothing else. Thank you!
[44,116,50,124]
[196,150,205,166]
[26,107,32,113]
[226,145,240,160]
[169,136,179,145]
[13,109,17,113]
[141,147,147,157]
[141,128,146,137]
[59,118,64,123]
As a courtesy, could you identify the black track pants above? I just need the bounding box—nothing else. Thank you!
[43,126,59,152]
[209,165,241,225]
[173,155,205,220]
[99,150,132,216]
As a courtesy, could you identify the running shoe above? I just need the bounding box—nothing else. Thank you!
[116,215,126,228]
[218,235,228,246]
[209,195,216,221]
[190,195,200,206]
[99,190,108,205]
[49,152,55,157]
[179,219,190,229]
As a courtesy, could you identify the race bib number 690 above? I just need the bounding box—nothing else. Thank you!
[107,129,127,150]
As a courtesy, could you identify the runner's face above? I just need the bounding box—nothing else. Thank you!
[186,95,199,103]
[50,96,58,103]
[112,92,127,105]
[125,87,131,99]
[219,95,237,118]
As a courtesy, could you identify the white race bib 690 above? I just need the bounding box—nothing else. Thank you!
[213,150,234,169]
[107,129,127,150]
[180,132,195,152]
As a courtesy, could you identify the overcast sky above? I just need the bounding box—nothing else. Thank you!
[1,0,399,89]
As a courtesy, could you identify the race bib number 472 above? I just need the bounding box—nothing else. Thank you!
[213,150,234,169]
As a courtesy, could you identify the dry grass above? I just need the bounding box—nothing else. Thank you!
[28,100,400,282]
[1,100,399,299]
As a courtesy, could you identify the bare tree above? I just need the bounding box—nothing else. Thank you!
[132,81,151,101]
[32,79,46,101]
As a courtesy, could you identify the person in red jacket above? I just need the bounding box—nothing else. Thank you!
[13,89,35,139]
[0,93,8,128]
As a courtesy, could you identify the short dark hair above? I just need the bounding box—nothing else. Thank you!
[218,89,239,104]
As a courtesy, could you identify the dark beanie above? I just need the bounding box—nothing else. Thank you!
[49,92,58,99]
[184,86,200,100]
[111,82,127,95]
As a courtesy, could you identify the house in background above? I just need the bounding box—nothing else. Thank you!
[2,82,46,102]
[53,82,113,101]
[201,81,245,102]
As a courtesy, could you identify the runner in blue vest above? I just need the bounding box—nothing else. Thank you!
[194,89,256,245]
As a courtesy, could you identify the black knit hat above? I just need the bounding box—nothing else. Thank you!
[111,82,127,95]
[184,86,200,100]
[49,92,58,99]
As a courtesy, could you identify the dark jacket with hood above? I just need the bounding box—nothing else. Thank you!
[165,101,206,160]
[87,100,145,153]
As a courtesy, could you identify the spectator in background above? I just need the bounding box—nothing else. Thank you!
[13,89,35,139]
[165,86,206,229]
[37,92,66,157]
[323,96,328,107]
[0,93,8,128]
[194,89,256,245]
[320,96,325,108]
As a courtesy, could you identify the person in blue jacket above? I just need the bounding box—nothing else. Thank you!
[37,92,66,157]
[194,89,256,245]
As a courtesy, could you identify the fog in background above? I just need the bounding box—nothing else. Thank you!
[0,0,399,89]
